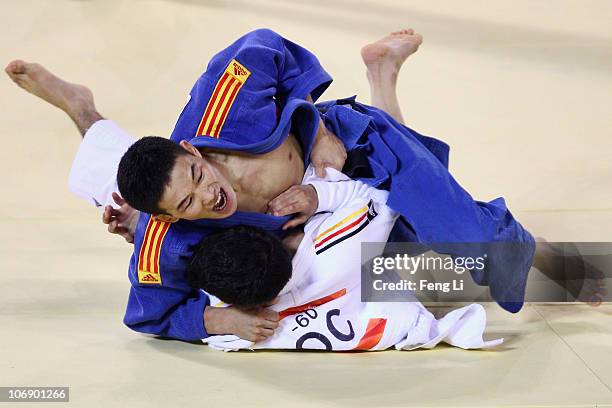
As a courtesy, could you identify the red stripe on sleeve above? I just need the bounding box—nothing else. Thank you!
[315,212,367,249]
[353,318,387,350]
[279,288,347,320]
[144,220,162,273]
[204,76,237,136]
[196,72,230,136]
[212,80,242,137]
[152,222,171,274]
[138,218,153,271]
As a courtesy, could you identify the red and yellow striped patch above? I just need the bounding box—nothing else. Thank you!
[195,59,251,138]
[137,218,172,285]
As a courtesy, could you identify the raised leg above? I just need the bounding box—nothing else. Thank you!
[532,239,607,305]
[5,60,139,242]
[361,28,423,125]
[5,60,103,136]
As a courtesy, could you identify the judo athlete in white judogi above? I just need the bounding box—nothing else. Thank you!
[200,166,503,351]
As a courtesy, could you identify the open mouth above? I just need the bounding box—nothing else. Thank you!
[212,188,228,212]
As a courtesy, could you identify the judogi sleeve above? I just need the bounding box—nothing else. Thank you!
[122,216,213,341]
[304,166,391,214]
[203,28,332,107]
[254,28,331,104]
[171,29,331,161]
[123,285,210,341]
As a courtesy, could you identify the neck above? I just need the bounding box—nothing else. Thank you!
[201,149,242,193]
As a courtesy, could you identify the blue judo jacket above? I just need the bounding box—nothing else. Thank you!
[123,29,534,342]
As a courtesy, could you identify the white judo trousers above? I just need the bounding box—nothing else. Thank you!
[205,167,503,351]
[68,120,136,208]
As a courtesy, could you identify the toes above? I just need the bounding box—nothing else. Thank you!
[5,59,27,76]
[12,77,27,89]
[391,28,414,36]
[8,72,25,84]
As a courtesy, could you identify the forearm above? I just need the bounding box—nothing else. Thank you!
[203,305,280,342]
[307,116,347,176]
[203,306,226,335]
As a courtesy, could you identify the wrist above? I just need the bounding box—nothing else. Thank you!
[308,181,328,213]
[306,184,319,211]
[204,306,226,335]
[314,117,326,140]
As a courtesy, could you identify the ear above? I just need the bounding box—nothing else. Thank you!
[153,214,179,223]
[179,140,202,158]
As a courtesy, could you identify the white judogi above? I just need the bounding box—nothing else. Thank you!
[205,167,502,351]
[68,120,136,208]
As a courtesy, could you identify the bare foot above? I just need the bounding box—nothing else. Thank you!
[534,239,607,306]
[361,28,423,74]
[5,60,101,134]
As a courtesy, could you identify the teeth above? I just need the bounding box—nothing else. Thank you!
[219,190,226,209]
[213,189,226,211]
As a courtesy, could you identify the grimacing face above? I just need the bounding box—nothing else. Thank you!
[154,141,238,222]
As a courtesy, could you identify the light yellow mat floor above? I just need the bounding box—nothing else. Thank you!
[1,1,611,406]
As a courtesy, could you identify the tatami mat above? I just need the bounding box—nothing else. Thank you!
[1,1,610,406]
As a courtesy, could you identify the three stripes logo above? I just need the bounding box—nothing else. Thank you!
[137,218,171,285]
[314,200,378,255]
[232,61,249,77]
[195,59,251,138]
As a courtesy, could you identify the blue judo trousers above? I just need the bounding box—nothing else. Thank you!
[123,29,535,342]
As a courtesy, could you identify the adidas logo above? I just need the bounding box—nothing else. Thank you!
[141,273,159,282]
[232,62,248,77]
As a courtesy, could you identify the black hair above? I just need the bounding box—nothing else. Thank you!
[117,136,187,214]
[187,225,293,306]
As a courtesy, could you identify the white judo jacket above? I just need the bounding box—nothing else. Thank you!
[205,166,503,351]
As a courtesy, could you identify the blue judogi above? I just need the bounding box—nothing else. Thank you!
[124,29,534,342]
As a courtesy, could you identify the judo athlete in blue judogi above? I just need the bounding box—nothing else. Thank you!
[54,28,535,342]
